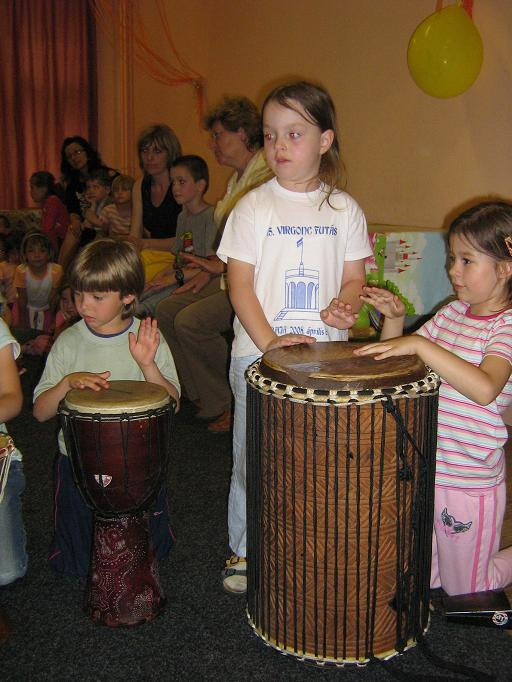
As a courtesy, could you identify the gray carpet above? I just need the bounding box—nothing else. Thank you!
[1,356,511,681]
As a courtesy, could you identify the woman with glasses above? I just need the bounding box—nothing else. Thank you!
[58,136,117,268]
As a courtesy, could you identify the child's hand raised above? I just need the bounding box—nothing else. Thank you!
[360,286,405,319]
[129,317,159,368]
[320,298,357,330]
[67,371,110,391]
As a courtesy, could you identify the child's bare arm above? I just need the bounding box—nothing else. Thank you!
[360,286,405,340]
[320,259,366,330]
[128,317,180,405]
[33,371,111,422]
[228,258,314,352]
[354,334,511,406]
[0,345,22,423]
[16,288,29,328]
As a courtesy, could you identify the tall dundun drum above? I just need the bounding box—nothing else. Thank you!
[245,342,439,666]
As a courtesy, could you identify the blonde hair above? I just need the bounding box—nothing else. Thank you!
[112,174,135,192]
[68,239,144,319]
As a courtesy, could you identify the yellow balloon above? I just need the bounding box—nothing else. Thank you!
[407,5,483,98]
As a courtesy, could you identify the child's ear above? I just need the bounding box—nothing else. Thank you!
[121,293,135,306]
[498,261,512,280]
[196,178,207,195]
[319,129,334,155]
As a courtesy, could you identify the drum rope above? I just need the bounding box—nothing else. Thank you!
[370,632,497,681]
[354,405,361,659]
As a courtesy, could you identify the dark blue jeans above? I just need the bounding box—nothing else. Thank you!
[49,453,175,578]
[0,459,28,585]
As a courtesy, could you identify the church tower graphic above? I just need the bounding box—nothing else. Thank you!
[274,238,321,321]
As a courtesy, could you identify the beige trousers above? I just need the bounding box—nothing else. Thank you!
[156,281,233,418]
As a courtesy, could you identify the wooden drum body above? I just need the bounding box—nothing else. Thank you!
[59,380,174,627]
[245,343,439,665]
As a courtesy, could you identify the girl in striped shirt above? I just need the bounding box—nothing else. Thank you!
[356,201,512,596]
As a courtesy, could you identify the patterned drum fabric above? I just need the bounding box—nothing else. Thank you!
[59,380,174,627]
[245,342,439,665]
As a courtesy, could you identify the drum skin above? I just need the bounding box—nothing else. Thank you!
[246,342,439,665]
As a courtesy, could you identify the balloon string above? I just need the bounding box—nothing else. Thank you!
[435,0,474,17]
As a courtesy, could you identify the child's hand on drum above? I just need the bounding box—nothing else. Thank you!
[129,317,159,368]
[360,287,405,319]
[264,333,316,352]
[67,371,111,391]
[320,298,357,330]
[353,335,420,360]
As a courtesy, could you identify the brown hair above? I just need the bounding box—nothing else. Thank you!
[204,96,262,151]
[20,230,53,263]
[448,201,512,307]
[262,81,343,205]
[68,239,144,318]
[136,124,182,171]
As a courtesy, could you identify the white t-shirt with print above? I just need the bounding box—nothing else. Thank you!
[217,178,372,358]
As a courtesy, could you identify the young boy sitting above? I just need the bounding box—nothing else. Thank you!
[99,174,134,238]
[33,238,180,577]
[137,155,218,316]
[82,168,114,239]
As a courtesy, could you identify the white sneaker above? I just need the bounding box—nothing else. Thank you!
[221,555,247,594]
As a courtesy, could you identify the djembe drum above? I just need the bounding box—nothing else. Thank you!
[59,380,174,627]
[245,342,439,666]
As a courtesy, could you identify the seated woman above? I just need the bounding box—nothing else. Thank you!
[130,125,182,283]
[58,136,117,270]
[156,96,272,431]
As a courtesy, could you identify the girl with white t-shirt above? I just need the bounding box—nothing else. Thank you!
[356,201,512,596]
[217,81,372,594]
[13,232,63,332]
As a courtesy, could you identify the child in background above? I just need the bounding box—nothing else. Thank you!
[33,238,180,577]
[13,231,62,333]
[0,235,16,322]
[138,155,217,316]
[82,168,113,239]
[29,171,70,256]
[0,216,13,237]
[0,318,27,588]
[355,201,512,596]
[23,281,79,356]
[99,174,134,238]
[217,81,372,593]
[0,232,24,327]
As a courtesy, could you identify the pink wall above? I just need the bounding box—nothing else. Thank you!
[97,0,512,227]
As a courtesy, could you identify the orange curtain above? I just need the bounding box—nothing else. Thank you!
[89,0,205,123]
[0,0,97,208]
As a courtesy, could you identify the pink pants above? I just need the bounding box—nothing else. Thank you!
[431,481,512,595]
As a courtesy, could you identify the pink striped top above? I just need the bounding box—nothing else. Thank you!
[417,300,512,489]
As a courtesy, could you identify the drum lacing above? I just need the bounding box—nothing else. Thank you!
[245,364,440,406]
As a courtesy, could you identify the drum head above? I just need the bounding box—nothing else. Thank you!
[64,380,170,414]
[260,341,426,391]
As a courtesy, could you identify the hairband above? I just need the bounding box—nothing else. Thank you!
[505,236,512,258]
